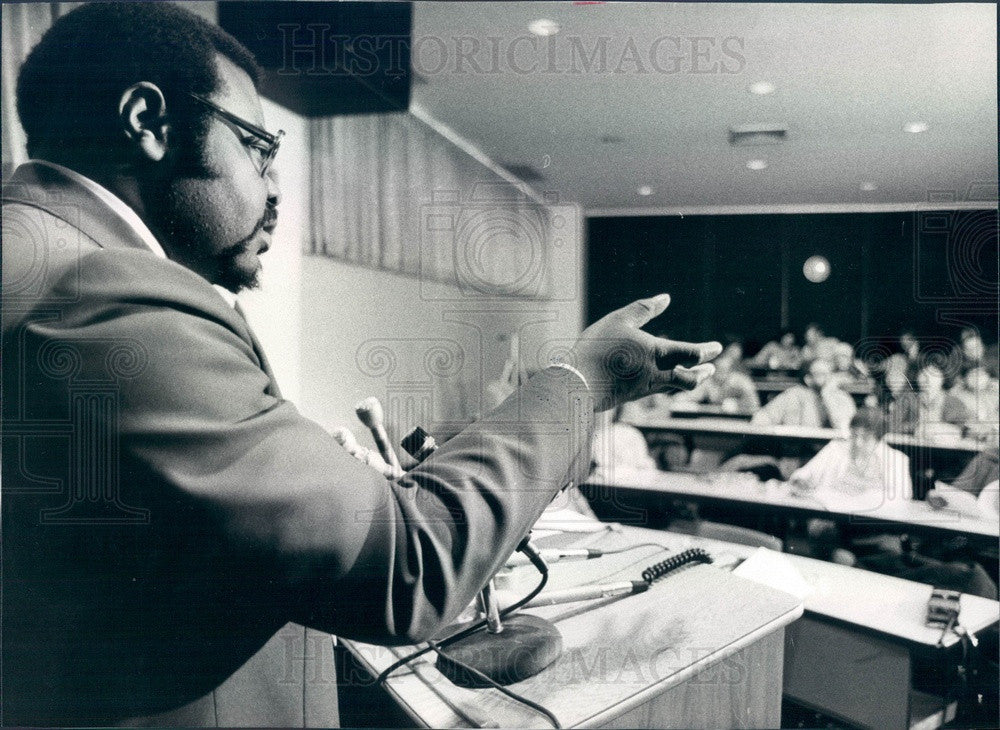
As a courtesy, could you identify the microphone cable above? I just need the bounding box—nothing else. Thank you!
[428,638,562,729]
[376,537,549,685]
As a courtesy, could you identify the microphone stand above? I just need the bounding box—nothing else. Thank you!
[401,427,564,687]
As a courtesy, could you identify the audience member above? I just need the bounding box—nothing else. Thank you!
[750,329,802,370]
[957,327,987,372]
[875,353,917,429]
[672,350,760,414]
[831,341,870,386]
[752,358,856,430]
[789,407,912,504]
[788,408,911,563]
[941,444,1000,502]
[950,365,1000,438]
[801,322,839,363]
[912,362,970,439]
[591,407,657,472]
[898,329,922,381]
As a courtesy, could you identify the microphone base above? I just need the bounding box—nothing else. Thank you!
[435,614,562,688]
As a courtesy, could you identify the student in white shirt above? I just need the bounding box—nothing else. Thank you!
[788,407,911,564]
[790,407,912,508]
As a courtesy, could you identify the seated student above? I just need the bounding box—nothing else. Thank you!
[789,407,912,507]
[898,328,923,382]
[752,358,856,431]
[801,323,839,363]
[787,408,910,564]
[831,341,869,382]
[672,349,760,414]
[591,407,657,473]
[750,329,803,371]
[949,365,1000,438]
[956,327,988,372]
[873,353,916,426]
[912,362,970,439]
[927,444,1000,518]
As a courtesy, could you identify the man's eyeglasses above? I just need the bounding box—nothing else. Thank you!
[188,93,284,178]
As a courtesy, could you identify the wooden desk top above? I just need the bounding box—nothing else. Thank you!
[586,467,1000,539]
[540,527,999,649]
[343,526,802,729]
[625,414,986,454]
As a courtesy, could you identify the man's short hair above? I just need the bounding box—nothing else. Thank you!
[17,2,261,165]
[850,407,888,440]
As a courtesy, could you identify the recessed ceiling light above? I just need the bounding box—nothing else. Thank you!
[746,159,768,171]
[528,19,561,37]
[749,81,775,95]
[903,121,929,134]
[637,185,655,196]
[860,182,877,192]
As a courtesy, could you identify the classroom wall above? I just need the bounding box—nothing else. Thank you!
[298,233,585,445]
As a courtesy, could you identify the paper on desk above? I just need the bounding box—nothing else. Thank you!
[733,548,813,601]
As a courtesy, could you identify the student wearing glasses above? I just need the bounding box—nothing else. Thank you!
[1,4,722,726]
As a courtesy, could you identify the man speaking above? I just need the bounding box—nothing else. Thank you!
[1,3,720,725]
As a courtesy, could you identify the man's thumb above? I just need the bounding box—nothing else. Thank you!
[618,293,671,327]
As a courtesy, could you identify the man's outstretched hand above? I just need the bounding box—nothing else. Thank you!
[565,294,723,412]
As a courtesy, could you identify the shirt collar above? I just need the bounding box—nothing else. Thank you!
[29,160,238,309]
[29,159,166,259]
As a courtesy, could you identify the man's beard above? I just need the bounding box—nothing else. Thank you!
[148,183,276,294]
[213,211,270,293]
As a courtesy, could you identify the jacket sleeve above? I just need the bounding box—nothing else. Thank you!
[25,249,595,645]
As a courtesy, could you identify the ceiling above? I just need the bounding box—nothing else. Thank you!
[411,2,998,214]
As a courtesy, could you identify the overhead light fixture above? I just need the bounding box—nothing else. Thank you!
[803,256,831,283]
[746,159,768,171]
[860,182,877,192]
[903,121,929,134]
[637,185,655,196]
[749,81,775,95]
[528,19,561,36]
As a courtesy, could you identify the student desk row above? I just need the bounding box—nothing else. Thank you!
[341,523,998,729]
[624,414,986,495]
[584,466,1000,543]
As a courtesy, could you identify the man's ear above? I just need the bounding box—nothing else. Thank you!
[118,82,169,162]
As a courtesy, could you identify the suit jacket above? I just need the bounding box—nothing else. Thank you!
[1,163,593,726]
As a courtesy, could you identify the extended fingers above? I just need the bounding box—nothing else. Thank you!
[650,337,723,371]
[652,362,716,392]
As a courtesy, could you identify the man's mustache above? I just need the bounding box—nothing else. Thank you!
[219,206,279,258]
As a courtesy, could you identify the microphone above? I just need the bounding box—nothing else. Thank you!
[504,547,602,568]
[332,426,402,478]
[331,426,361,452]
[518,580,648,609]
[355,397,402,473]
